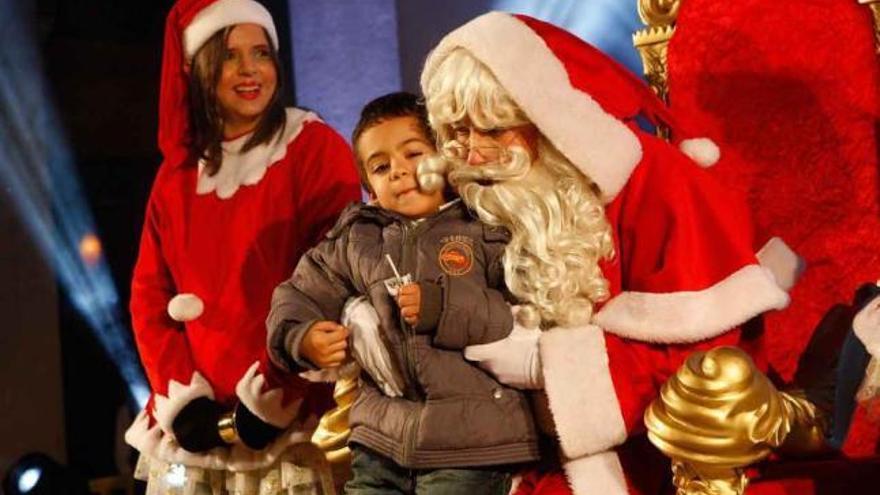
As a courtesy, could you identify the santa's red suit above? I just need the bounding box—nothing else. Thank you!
[421,12,798,495]
[124,0,361,472]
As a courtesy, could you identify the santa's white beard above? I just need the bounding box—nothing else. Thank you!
[439,146,612,329]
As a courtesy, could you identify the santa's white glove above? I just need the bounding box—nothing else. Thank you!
[464,325,543,390]
[854,293,880,358]
[343,296,405,397]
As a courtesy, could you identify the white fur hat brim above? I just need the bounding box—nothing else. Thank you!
[183,0,278,59]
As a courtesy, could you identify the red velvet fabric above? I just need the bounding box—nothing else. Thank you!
[158,0,216,170]
[668,0,880,464]
[599,133,761,434]
[131,121,361,413]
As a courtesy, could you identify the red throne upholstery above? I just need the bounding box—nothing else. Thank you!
[664,0,880,491]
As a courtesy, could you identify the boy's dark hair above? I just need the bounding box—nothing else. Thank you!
[351,92,435,192]
[188,26,287,176]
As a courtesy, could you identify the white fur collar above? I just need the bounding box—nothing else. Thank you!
[196,108,317,199]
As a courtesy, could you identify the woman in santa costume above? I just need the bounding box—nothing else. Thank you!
[124,0,360,491]
[416,12,802,495]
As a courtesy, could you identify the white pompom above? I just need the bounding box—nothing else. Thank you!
[167,293,204,322]
[679,138,720,168]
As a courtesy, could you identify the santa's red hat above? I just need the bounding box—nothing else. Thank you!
[159,0,278,169]
[420,12,719,203]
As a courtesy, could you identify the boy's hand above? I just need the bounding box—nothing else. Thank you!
[300,321,349,369]
[397,283,421,326]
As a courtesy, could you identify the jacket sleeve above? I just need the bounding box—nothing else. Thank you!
[539,136,791,462]
[130,178,213,434]
[267,229,357,373]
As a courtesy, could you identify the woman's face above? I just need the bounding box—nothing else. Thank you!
[216,23,277,137]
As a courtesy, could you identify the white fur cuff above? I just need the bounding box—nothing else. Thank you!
[539,325,627,458]
[125,408,318,470]
[594,264,789,344]
[153,372,214,434]
[563,450,628,495]
[236,362,302,428]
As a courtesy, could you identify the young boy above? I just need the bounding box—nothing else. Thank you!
[267,92,538,494]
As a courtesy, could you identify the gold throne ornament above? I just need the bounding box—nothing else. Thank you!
[644,347,829,495]
[858,0,880,53]
[311,372,358,464]
[632,0,679,139]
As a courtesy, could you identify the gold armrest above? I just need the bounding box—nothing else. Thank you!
[645,346,828,495]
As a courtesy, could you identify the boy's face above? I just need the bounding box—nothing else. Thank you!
[358,116,444,219]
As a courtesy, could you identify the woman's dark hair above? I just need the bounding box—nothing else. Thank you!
[351,92,435,192]
[188,26,287,176]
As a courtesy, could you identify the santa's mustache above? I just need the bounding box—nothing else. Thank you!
[417,145,532,193]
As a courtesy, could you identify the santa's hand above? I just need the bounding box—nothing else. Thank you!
[464,326,543,389]
[854,292,880,358]
[343,296,405,397]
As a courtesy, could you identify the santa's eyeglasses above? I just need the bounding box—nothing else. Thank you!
[442,124,535,163]
[441,141,509,162]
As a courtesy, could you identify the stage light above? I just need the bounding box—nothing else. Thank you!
[0,0,149,409]
[78,233,102,266]
[17,467,40,493]
[2,453,88,495]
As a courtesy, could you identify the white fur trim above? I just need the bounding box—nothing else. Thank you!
[197,108,317,199]
[125,408,319,471]
[593,264,790,344]
[183,0,278,59]
[563,451,629,495]
[167,293,204,322]
[236,362,302,428]
[153,372,214,434]
[421,12,641,204]
[756,237,804,292]
[540,325,627,458]
[679,138,720,167]
[854,288,880,358]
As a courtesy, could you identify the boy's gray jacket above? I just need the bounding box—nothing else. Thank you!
[267,201,539,468]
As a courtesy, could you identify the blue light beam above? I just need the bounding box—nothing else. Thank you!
[491,0,644,75]
[0,0,149,410]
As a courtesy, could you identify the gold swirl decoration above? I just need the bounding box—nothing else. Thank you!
[638,0,681,26]
[645,347,828,495]
[858,1,880,54]
[311,374,358,464]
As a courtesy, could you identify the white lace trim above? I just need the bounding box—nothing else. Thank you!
[125,408,320,471]
[133,441,332,495]
[153,372,215,435]
[196,108,318,199]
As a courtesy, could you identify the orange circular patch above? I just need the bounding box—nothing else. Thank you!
[438,241,474,276]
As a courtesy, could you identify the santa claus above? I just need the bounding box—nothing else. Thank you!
[414,11,800,495]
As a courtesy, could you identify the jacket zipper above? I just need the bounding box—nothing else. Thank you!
[399,221,424,465]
